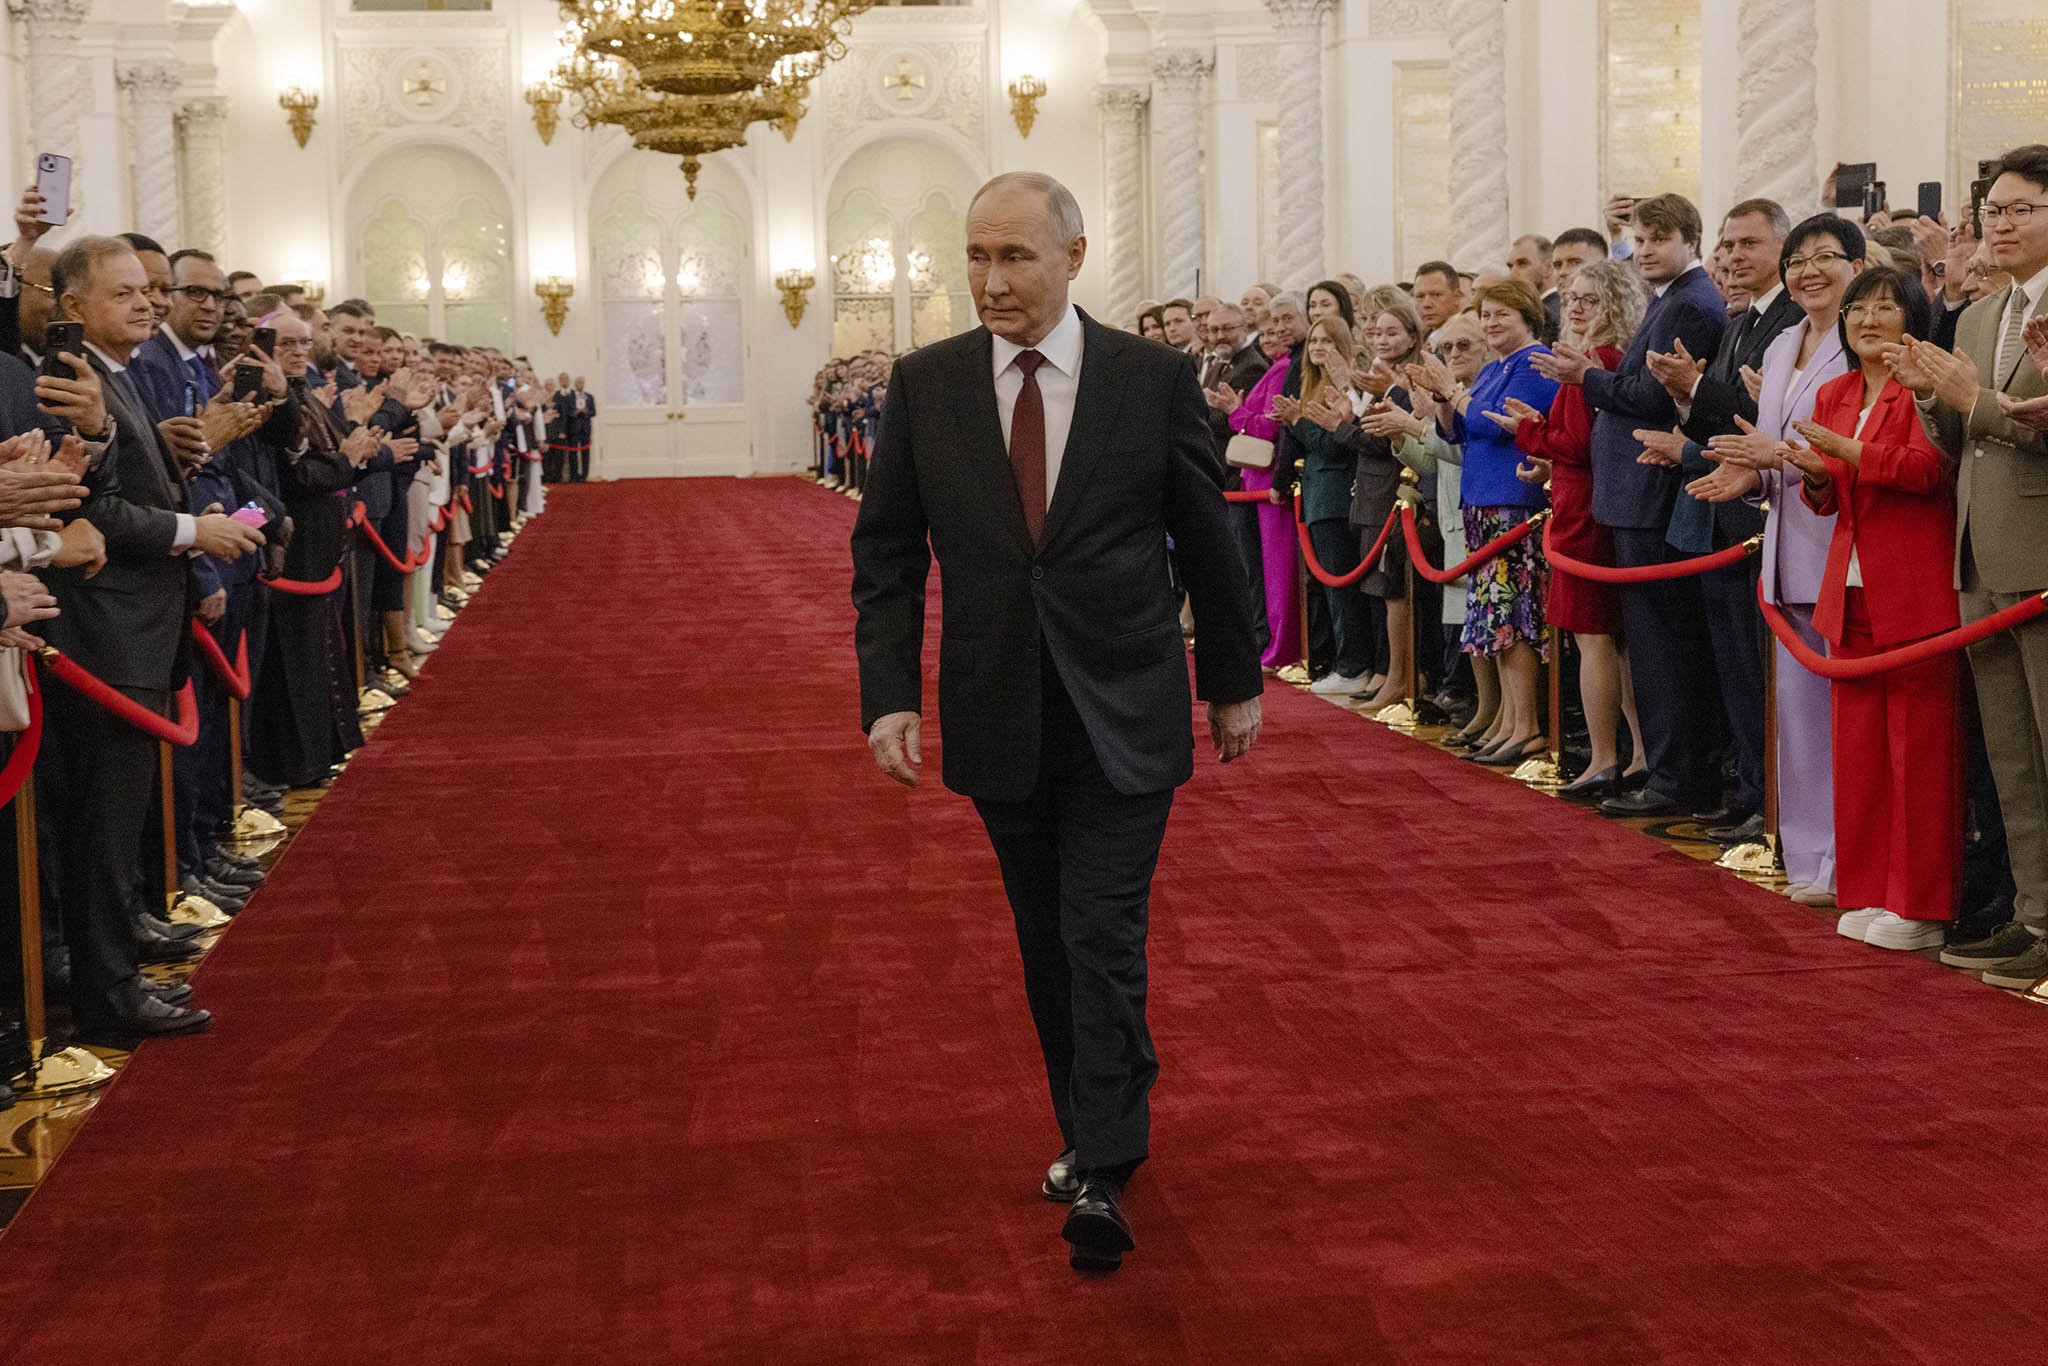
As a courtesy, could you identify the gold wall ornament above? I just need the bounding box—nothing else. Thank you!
[1007,74,1046,138]
[535,276,575,335]
[525,80,565,144]
[775,268,815,328]
[278,85,319,148]
[300,281,326,307]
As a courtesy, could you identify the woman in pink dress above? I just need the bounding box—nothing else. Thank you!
[1217,292,1306,669]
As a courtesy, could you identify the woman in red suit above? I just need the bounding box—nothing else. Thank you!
[1484,260,1650,800]
[1779,269,1960,952]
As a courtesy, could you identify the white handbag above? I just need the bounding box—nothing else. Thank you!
[1224,433,1275,470]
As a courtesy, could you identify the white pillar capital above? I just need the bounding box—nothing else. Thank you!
[1150,47,1213,99]
[7,0,90,39]
[1263,0,1333,35]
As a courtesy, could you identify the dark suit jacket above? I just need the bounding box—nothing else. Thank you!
[0,352,43,438]
[851,309,1263,801]
[1583,263,1729,530]
[1541,290,1562,344]
[1204,340,1270,464]
[37,351,191,692]
[1668,286,1805,549]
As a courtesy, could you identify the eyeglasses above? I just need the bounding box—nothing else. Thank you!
[1438,339,1479,354]
[1784,250,1851,273]
[23,279,52,296]
[1980,201,2048,224]
[1559,291,1601,308]
[176,285,233,304]
[1844,300,1903,318]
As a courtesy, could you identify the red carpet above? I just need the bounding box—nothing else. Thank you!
[5,477,2048,1363]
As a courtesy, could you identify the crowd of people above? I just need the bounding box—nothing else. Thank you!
[815,143,2048,997]
[0,185,600,1103]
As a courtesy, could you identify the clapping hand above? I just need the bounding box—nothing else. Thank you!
[1406,350,1457,398]
[1633,425,1688,468]
[1323,353,1357,394]
[340,427,379,467]
[1686,463,1761,504]
[158,416,210,470]
[0,570,57,630]
[1532,342,1595,386]
[1789,416,1857,463]
[384,435,421,464]
[1646,338,1706,403]
[200,393,262,452]
[1705,414,1786,471]
[2022,315,2048,379]
[1995,392,2048,434]
[1515,456,1552,486]
[0,431,90,530]
[1482,395,1545,436]
[1737,364,1765,403]
[1268,393,1303,425]
[340,381,386,426]
[1884,336,1980,412]
[1204,380,1242,414]
[1304,388,1349,432]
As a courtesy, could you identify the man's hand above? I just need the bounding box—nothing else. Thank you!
[1996,392,2048,434]
[1209,697,1262,763]
[34,353,108,437]
[0,449,89,530]
[1646,338,1705,403]
[867,710,921,787]
[0,570,57,630]
[1897,338,1982,413]
[1634,425,1688,468]
[1532,343,1594,386]
[340,427,379,467]
[1706,414,1786,471]
[158,415,210,470]
[196,588,226,625]
[1604,193,1637,240]
[340,382,386,426]
[200,395,261,452]
[52,517,105,576]
[384,435,421,463]
[1204,380,1241,413]
[1686,463,1762,504]
[2022,314,2048,380]
[191,505,265,560]
[11,185,51,258]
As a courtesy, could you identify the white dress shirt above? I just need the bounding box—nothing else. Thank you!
[991,303,1083,511]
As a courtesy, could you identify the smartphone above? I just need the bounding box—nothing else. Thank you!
[34,152,71,226]
[1971,178,1991,231]
[250,327,276,359]
[1917,181,1942,219]
[1835,162,1876,210]
[230,362,265,403]
[40,321,83,379]
[1863,181,1887,219]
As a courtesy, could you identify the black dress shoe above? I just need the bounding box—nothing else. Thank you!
[142,979,194,1006]
[1559,765,1619,802]
[73,994,211,1042]
[205,857,263,888]
[139,910,204,942]
[1062,1175,1135,1272]
[1600,786,1686,819]
[181,875,246,914]
[1706,811,1766,845]
[1042,1147,1080,1203]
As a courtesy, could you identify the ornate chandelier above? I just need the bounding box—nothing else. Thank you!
[553,1,869,193]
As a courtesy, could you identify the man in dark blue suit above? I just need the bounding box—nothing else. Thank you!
[1536,194,1729,818]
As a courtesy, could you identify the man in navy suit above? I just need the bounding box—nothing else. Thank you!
[1535,194,1729,818]
[567,375,596,482]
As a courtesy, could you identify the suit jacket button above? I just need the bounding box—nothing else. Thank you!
[1031,566,1044,580]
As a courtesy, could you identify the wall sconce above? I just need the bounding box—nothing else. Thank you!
[1007,75,1046,138]
[534,276,574,336]
[300,281,326,307]
[278,85,319,148]
[775,268,815,329]
[525,80,564,146]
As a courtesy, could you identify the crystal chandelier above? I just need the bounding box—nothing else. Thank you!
[553,1,870,192]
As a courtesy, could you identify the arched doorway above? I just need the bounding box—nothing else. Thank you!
[589,150,754,478]
[825,136,980,355]
[346,144,515,350]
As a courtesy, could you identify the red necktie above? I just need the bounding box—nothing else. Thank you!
[1010,348,1047,543]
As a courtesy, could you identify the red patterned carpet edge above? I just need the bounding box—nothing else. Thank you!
[2,477,2046,1364]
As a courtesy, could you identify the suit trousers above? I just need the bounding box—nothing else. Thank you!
[1961,580,2048,932]
[1612,527,1720,809]
[1772,601,1837,892]
[40,682,163,1018]
[1699,557,1767,811]
[570,442,591,483]
[973,648,1173,1175]
[1307,518,1373,679]
[1832,591,1962,921]
[1231,500,1269,657]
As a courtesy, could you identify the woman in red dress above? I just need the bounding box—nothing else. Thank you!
[1483,260,1649,799]
[1779,269,1960,952]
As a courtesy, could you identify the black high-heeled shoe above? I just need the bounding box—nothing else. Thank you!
[1558,764,1620,801]
[1474,735,1549,766]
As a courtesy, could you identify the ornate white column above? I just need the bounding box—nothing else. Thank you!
[10,0,92,174]
[1096,84,1150,332]
[120,63,184,247]
[1446,0,1509,275]
[177,97,230,258]
[1734,0,1819,217]
[1265,0,1331,290]
[1150,47,1213,299]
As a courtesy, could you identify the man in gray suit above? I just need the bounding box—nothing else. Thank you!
[1901,143,2048,986]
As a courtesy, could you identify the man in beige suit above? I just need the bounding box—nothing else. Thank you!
[1900,142,2048,987]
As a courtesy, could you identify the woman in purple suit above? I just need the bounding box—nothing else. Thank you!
[1691,215,1866,907]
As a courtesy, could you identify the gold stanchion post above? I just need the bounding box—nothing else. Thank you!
[11,775,113,1097]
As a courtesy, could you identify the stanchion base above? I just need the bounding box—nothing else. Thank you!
[1717,840,1779,874]
[1374,702,1418,728]
[1274,664,1312,687]
[17,1043,116,1099]
[359,688,397,713]
[168,893,232,931]
[233,806,287,841]
[1512,757,1560,785]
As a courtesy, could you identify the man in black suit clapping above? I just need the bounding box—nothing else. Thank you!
[852,173,1263,1274]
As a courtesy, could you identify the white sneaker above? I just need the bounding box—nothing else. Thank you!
[1862,911,1946,951]
[1309,670,1374,697]
[1836,908,1883,940]
[1787,884,1836,909]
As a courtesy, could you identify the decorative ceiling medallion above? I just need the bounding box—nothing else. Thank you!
[388,50,462,123]
[868,47,938,117]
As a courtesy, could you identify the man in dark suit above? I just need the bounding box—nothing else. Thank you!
[1536,194,1729,819]
[852,173,1263,1274]
[1645,199,1801,840]
[33,236,262,1038]
[1509,234,1559,343]
[567,376,595,482]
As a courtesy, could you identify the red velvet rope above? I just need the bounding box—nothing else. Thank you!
[1294,495,1401,589]
[1541,521,1760,583]
[355,512,429,572]
[262,565,343,596]
[39,649,199,746]
[490,481,505,498]
[0,657,44,809]
[457,488,473,514]
[1400,505,1548,585]
[1759,590,2048,681]
[188,621,251,700]
[1223,488,1268,503]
